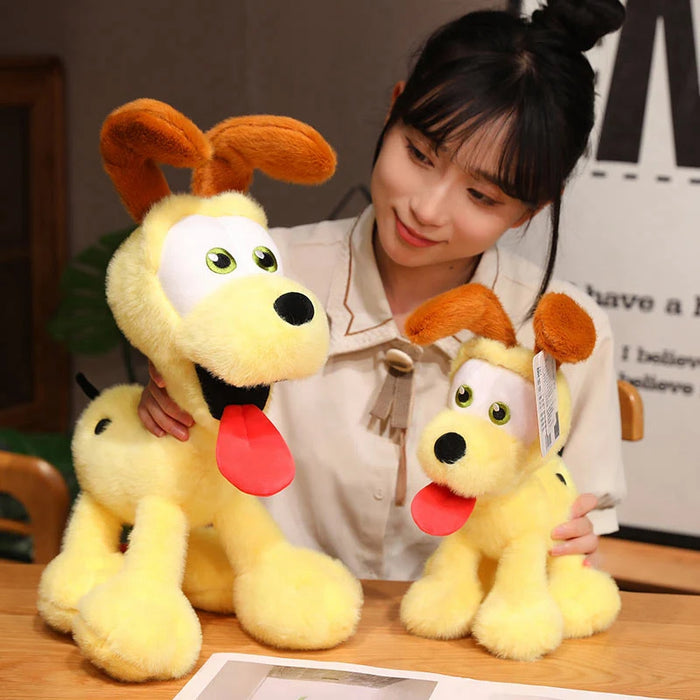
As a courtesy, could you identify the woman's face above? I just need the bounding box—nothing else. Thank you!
[370,122,537,270]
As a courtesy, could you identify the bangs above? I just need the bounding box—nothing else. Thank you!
[398,69,566,207]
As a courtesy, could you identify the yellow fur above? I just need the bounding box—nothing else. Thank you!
[38,171,362,681]
[402,332,620,661]
[178,274,330,388]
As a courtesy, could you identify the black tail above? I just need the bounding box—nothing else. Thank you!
[76,372,100,400]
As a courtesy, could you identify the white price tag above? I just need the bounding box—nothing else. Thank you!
[533,350,560,457]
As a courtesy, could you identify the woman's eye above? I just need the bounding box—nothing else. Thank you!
[406,139,432,165]
[489,402,511,425]
[455,384,473,408]
[252,246,278,272]
[206,247,236,274]
[468,188,496,206]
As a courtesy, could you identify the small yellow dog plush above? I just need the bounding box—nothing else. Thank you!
[37,99,362,681]
[400,283,620,661]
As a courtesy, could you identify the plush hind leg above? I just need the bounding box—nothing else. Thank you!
[183,526,235,613]
[548,553,621,638]
[72,495,201,681]
[38,492,123,633]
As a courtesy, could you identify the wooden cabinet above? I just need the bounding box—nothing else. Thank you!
[0,58,69,432]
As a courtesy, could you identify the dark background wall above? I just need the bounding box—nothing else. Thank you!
[0,0,502,393]
[1,0,503,248]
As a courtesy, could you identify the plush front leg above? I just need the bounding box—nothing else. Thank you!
[38,493,123,633]
[473,534,563,660]
[72,496,200,682]
[548,554,621,638]
[234,541,363,649]
[215,493,362,650]
[401,531,483,639]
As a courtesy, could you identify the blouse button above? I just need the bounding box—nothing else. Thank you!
[373,489,384,501]
[385,348,414,373]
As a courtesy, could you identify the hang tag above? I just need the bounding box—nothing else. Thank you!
[533,350,560,457]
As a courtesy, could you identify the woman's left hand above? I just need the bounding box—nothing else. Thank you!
[550,492,599,565]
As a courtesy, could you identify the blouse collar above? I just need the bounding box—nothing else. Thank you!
[324,205,502,359]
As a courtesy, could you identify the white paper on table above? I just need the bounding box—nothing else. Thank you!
[174,652,667,700]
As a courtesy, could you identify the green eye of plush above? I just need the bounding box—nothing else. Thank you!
[455,384,473,408]
[206,247,236,274]
[252,246,278,272]
[489,402,510,425]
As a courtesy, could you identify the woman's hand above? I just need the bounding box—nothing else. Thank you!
[550,492,599,565]
[137,362,194,441]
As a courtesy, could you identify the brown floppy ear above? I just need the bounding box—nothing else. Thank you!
[405,283,517,347]
[192,115,336,196]
[533,293,596,365]
[100,99,212,222]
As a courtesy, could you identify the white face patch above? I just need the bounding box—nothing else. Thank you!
[449,358,538,445]
[157,215,284,316]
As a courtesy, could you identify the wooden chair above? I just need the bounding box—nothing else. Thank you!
[617,379,644,441]
[0,450,70,563]
[599,381,700,594]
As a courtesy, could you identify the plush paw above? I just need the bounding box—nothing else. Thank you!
[234,543,363,650]
[400,574,482,639]
[549,563,621,638]
[37,550,123,634]
[473,592,563,661]
[72,573,201,681]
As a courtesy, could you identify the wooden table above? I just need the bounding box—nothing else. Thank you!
[1,562,698,699]
[599,536,700,595]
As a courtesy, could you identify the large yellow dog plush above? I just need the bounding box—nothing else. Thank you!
[37,100,362,681]
[400,283,620,661]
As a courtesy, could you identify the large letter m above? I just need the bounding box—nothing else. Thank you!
[597,0,700,168]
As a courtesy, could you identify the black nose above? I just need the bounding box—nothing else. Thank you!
[273,292,315,326]
[434,432,466,464]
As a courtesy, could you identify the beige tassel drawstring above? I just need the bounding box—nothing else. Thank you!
[370,345,422,506]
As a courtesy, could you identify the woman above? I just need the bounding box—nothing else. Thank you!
[139,0,627,580]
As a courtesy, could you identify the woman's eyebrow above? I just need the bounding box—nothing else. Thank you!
[469,167,510,191]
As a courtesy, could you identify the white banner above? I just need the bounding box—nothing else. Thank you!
[520,0,700,538]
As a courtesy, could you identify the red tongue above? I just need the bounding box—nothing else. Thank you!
[216,404,295,496]
[411,482,476,536]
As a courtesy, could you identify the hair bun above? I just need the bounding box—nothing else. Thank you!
[531,0,626,51]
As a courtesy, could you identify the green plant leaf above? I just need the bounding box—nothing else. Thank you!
[48,226,134,355]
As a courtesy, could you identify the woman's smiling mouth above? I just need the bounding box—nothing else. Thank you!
[394,214,441,248]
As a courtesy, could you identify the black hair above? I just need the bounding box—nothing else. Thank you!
[374,0,625,317]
